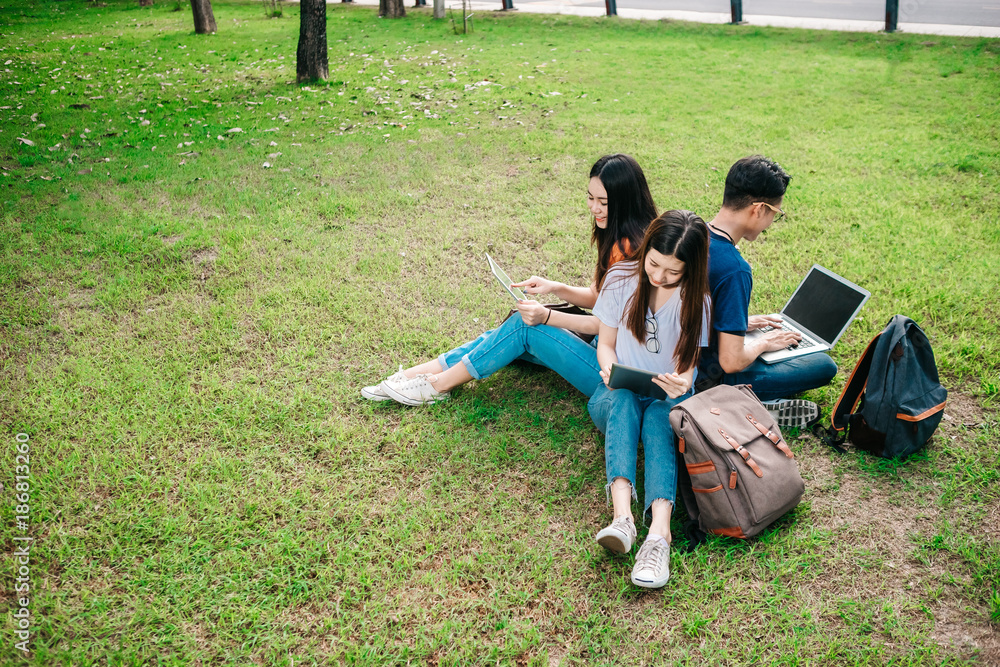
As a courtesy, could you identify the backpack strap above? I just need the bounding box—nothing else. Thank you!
[746,413,793,458]
[719,428,763,477]
[818,331,882,454]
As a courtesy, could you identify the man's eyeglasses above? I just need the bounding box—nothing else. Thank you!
[645,316,660,354]
[752,201,785,222]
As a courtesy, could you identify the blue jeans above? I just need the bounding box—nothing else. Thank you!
[437,313,603,397]
[722,353,838,402]
[587,383,691,521]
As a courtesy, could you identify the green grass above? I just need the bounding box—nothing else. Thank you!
[1,1,999,664]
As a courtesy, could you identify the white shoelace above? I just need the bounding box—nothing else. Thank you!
[611,516,633,534]
[393,374,449,398]
[393,373,431,389]
[634,538,668,574]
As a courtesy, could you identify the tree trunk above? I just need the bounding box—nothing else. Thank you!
[379,0,406,19]
[190,0,217,34]
[433,0,444,19]
[297,0,329,83]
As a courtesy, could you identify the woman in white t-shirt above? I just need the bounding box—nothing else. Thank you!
[588,210,710,589]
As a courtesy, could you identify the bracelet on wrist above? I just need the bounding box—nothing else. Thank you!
[544,308,552,325]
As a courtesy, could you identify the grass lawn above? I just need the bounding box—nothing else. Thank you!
[1,0,999,663]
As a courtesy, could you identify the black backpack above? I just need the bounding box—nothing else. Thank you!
[818,315,947,459]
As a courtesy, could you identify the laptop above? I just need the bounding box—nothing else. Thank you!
[486,253,527,301]
[745,264,870,364]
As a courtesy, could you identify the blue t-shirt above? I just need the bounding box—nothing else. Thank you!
[594,262,709,376]
[699,230,753,380]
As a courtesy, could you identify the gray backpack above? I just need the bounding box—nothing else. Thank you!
[819,315,947,459]
[670,384,804,547]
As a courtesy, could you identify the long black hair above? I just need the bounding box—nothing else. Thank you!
[623,210,710,374]
[590,154,657,289]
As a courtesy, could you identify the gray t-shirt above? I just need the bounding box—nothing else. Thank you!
[593,262,709,375]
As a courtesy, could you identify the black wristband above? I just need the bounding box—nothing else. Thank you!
[544,308,551,325]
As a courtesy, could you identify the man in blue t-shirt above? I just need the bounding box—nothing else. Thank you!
[696,155,837,428]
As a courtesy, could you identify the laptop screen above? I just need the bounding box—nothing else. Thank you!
[784,267,869,345]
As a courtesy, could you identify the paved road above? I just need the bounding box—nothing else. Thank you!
[515,0,1000,27]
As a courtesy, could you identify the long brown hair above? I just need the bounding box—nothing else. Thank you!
[623,210,710,373]
[589,154,657,289]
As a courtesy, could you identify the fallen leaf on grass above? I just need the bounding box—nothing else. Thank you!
[77,168,92,175]
[267,152,281,158]
[262,162,271,169]
[227,127,243,134]
[16,137,35,146]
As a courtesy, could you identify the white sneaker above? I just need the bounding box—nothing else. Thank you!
[762,399,820,429]
[595,515,636,554]
[361,366,407,401]
[382,373,451,406]
[631,537,670,589]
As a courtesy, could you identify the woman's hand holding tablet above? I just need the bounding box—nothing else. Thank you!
[515,299,549,326]
[604,363,692,401]
[651,370,691,399]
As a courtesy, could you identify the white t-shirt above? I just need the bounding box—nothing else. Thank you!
[593,262,709,375]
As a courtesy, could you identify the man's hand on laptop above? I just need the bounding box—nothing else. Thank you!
[747,314,784,332]
[512,276,559,296]
[516,299,549,326]
[759,328,802,351]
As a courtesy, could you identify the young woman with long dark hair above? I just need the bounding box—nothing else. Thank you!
[587,210,710,589]
[360,154,658,405]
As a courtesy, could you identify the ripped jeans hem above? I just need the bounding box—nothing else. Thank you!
[604,477,638,506]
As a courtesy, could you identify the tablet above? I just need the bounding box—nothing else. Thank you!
[608,363,666,400]
[486,253,527,302]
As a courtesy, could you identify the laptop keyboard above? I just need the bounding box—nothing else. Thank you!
[759,320,817,350]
